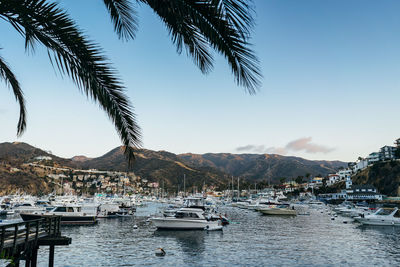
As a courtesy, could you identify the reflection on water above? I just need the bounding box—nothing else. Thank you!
[34,204,400,267]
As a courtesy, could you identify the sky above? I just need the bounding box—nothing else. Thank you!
[1,0,400,162]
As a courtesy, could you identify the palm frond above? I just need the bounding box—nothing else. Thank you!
[0,0,141,164]
[212,0,255,40]
[103,0,138,40]
[142,0,261,93]
[0,54,27,136]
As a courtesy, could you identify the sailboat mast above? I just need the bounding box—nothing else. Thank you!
[183,174,186,197]
[237,177,240,200]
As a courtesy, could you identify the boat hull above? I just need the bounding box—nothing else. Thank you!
[259,208,297,216]
[151,218,220,230]
[355,217,400,226]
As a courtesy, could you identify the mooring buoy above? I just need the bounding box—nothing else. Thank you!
[155,248,166,256]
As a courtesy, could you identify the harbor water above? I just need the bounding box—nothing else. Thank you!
[36,203,400,266]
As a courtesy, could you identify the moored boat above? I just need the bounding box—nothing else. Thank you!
[151,207,222,230]
[20,204,98,225]
[259,204,297,216]
[354,207,400,226]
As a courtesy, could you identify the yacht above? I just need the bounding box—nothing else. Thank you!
[259,204,297,216]
[20,204,98,225]
[354,207,400,226]
[12,201,46,214]
[151,207,222,230]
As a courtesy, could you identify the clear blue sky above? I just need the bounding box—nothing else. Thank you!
[1,0,400,161]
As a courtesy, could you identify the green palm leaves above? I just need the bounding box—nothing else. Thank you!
[0,0,261,163]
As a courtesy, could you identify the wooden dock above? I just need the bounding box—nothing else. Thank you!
[0,216,71,267]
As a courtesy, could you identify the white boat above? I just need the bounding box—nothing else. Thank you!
[354,207,400,226]
[259,204,297,216]
[12,201,46,214]
[20,204,98,225]
[151,207,221,230]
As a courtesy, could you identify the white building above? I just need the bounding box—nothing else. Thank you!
[353,159,369,172]
[346,185,384,201]
[337,169,352,180]
[327,174,340,186]
[34,156,52,161]
[345,176,352,189]
[379,146,397,161]
[367,152,380,165]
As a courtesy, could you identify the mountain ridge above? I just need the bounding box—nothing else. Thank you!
[0,142,348,194]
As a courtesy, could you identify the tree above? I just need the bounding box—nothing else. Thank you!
[295,175,303,184]
[279,177,286,184]
[1,0,261,163]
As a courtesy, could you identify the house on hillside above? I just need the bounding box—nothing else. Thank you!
[327,174,340,186]
[367,152,380,165]
[34,156,52,161]
[379,146,397,161]
[337,169,352,180]
[353,159,369,172]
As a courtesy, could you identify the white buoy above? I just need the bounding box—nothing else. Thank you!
[155,248,166,256]
[133,224,138,229]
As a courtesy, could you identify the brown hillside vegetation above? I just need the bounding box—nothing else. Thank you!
[352,161,400,196]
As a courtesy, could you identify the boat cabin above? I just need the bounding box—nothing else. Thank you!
[174,208,206,220]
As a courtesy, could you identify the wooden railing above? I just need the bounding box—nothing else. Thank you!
[0,216,61,256]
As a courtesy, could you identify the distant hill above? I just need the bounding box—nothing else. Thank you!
[352,161,400,196]
[0,142,70,166]
[179,153,347,183]
[0,142,348,193]
[75,147,230,190]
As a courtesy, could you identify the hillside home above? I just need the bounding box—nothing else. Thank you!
[367,152,380,164]
[337,169,352,180]
[327,174,340,186]
[379,146,397,161]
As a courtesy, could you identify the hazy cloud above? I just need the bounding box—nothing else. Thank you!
[236,137,334,155]
[0,108,6,114]
[236,145,266,153]
[265,147,288,155]
[285,137,334,154]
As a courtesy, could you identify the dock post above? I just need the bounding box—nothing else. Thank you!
[49,245,54,267]
[30,247,38,267]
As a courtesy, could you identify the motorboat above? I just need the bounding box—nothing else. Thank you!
[12,201,46,214]
[259,204,297,216]
[151,207,222,230]
[354,207,400,226]
[20,204,98,225]
[97,203,121,218]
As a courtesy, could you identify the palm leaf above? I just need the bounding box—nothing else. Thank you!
[0,0,141,164]
[0,54,27,136]
[142,0,262,93]
[103,0,138,40]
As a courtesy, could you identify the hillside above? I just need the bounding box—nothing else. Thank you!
[179,153,347,183]
[352,161,400,196]
[0,142,71,166]
[75,147,230,190]
[0,142,348,194]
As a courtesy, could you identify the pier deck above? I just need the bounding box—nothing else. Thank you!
[0,216,71,267]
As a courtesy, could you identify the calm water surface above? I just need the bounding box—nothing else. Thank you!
[34,203,400,266]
